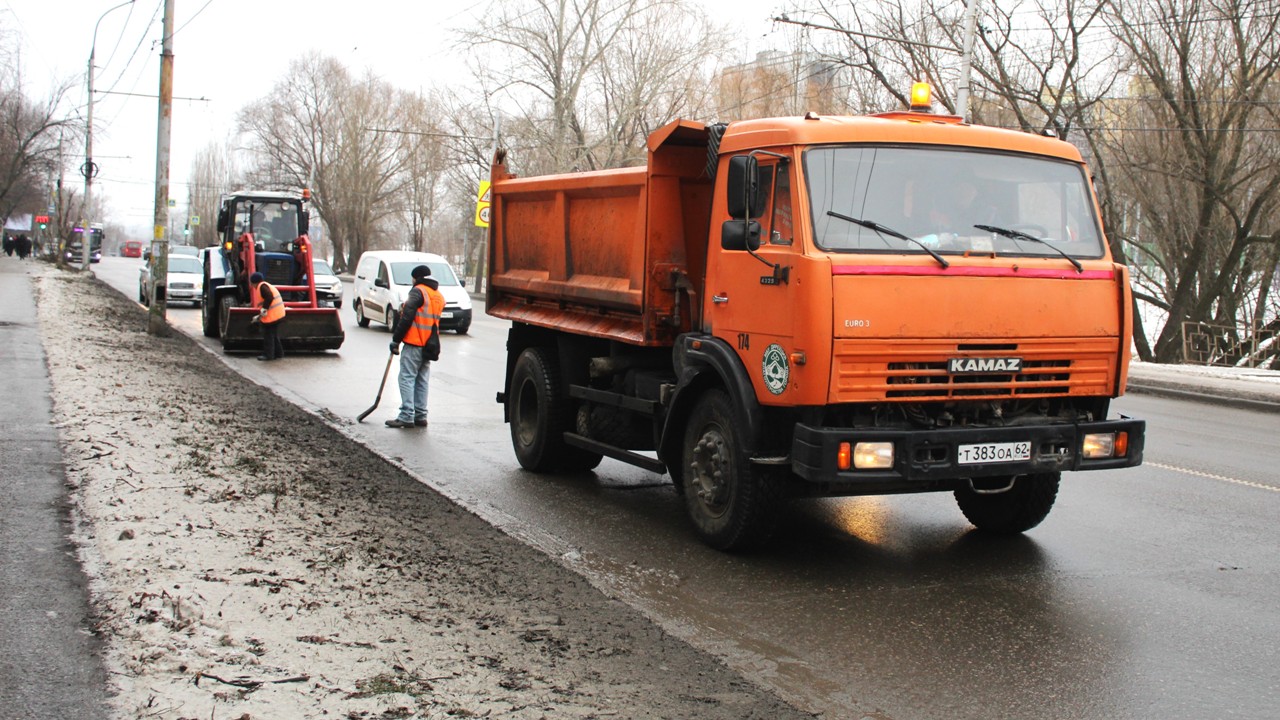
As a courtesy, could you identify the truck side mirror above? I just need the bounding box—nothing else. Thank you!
[721,219,762,252]
[726,155,761,219]
[375,277,389,289]
[299,210,309,236]
[216,208,228,232]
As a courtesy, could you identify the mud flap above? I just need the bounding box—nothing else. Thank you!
[220,308,345,353]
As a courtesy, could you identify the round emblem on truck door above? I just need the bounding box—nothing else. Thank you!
[762,343,790,395]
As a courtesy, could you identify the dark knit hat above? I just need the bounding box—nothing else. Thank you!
[250,272,264,283]
[411,264,432,280]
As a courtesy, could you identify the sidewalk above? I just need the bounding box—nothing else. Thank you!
[1127,360,1280,412]
[0,259,109,719]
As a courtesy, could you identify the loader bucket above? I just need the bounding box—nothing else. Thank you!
[220,307,345,353]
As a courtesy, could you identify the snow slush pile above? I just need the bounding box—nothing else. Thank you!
[36,269,810,720]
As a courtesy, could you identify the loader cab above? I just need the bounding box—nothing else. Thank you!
[219,197,305,253]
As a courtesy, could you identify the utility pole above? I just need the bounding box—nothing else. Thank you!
[147,0,174,336]
[83,0,135,270]
[955,0,981,121]
[472,114,500,295]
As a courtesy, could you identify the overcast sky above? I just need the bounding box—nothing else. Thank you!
[5,0,789,237]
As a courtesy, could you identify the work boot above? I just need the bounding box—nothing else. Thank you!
[414,418,428,427]
[385,418,414,428]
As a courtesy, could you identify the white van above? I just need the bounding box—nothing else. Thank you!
[352,251,473,334]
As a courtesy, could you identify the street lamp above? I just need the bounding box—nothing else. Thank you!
[82,0,135,270]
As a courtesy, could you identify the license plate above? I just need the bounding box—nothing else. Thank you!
[958,441,1031,465]
[440,311,454,318]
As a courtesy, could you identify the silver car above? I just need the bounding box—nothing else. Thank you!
[310,259,344,309]
[139,254,205,307]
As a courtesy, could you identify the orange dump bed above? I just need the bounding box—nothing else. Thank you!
[486,121,712,346]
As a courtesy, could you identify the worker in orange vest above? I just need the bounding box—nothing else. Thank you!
[250,272,287,361]
[386,264,445,428]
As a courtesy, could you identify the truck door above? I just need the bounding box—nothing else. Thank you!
[707,159,801,402]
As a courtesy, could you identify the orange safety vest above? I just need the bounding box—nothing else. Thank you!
[254,281,286,324]
[404,283,445,346]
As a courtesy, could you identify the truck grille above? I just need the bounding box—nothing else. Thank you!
[832,339,1118,402]
[170,282,194,290]
[884,359,1071,398]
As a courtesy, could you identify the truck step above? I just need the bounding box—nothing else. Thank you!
[564,433,666,474]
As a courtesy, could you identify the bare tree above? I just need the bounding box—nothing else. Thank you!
[0,53,77,223]
[186,139,240,248]
[238,54,414,271]
[463,0,727,174]
[1104,0,1280,364]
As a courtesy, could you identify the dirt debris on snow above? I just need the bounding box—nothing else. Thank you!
[36,269,813,720]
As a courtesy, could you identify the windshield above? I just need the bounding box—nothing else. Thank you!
[167,257,202,274]
[232,200,299,252]
[390,261,460,286]
[312,260,334,276]
[805,146,1104,259]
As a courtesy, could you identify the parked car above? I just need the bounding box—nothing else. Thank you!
[352,250,472,334]
[139,254,204,307]
[309,259,344,308]
[122,241,144,258]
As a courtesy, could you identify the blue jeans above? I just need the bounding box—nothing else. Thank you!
[396,343,431,423]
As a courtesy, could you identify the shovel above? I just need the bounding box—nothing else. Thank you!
[356,352,396,423]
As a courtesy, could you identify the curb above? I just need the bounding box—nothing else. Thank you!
[1125,381,1280,414]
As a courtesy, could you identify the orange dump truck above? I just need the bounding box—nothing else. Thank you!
[487,100,1145,550]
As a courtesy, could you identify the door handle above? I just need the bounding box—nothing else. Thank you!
[712,294,729,304]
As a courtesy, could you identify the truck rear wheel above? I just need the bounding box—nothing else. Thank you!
[509,347,602,473]
[681,389,782,551]
[954,472,1059,534]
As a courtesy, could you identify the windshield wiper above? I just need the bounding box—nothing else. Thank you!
[826,211,949,269]
[974,224,1082,273]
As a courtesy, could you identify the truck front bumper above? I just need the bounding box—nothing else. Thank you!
[790,418,1145,494]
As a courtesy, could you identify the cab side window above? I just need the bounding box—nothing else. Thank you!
[377,262,389,286]
[769,164,794,245]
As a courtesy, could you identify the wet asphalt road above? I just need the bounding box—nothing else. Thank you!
[86,256,1280,718]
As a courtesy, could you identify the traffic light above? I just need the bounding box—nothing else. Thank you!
[35,214,49,230]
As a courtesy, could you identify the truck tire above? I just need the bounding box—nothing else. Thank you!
[509,347,602,473]
[217,294,237,339]
[201,287,219,338]
[681,389,782,551]
[955,472,1059,534]
[355,302,371,328]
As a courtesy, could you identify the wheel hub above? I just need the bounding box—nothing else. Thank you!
[689,431,730,515]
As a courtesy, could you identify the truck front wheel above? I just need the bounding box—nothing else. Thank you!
[217,294,237,339]
[954,472,1060,534]
[509,347,601,473]
[681,389,782,551]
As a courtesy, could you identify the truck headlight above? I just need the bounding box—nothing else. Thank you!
[1082,432,1128,459]
[838,441,894,470]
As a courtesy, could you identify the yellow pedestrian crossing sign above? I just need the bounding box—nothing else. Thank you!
[475,181,491,228]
